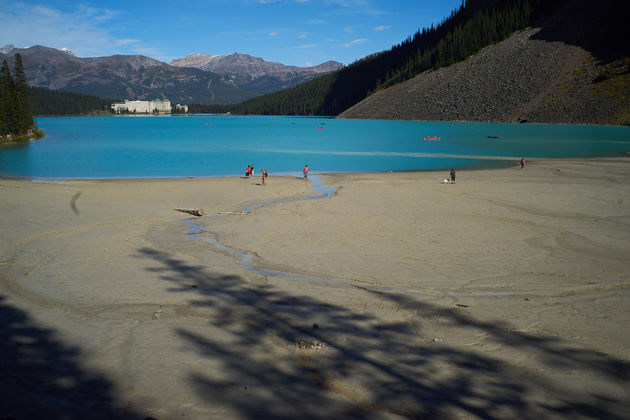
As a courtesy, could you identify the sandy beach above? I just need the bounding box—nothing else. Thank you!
[1,158,629,419]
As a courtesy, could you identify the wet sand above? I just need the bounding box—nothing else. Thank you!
[1,158,629,419]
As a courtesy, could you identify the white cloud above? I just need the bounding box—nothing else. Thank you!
[269,31,279,37]
[373,25,390,31]
[75,5,121,22]
[0,2,166,59]
[298,34,307,39]
[324,0,386,17]
[344,38,367,48]
[289,44,320,49]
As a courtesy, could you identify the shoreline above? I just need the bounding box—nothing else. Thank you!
[0,161,522,182]
[1,157,629,419]
[34,113,630,127]
[0,128,45,145]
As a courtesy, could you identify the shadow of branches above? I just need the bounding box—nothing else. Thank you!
[0,295,143,420]
[138,247,630,419]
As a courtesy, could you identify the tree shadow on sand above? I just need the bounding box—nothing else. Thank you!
[138,247,630,419]
[0,295,144,420]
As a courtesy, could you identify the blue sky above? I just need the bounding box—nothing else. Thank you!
[1,0,463,66]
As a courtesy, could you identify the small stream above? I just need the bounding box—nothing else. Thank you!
[182,175,343,285]
[180,174,508,298]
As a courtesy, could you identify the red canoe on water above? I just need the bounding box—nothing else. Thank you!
[424,136,440,140]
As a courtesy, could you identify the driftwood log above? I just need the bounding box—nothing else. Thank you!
[174,208,207,217]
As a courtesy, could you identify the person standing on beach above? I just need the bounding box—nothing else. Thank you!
[261,169,268,185]
[303,164,308,179]
[245,165,251,177]
[520,157,525,169]
[450,169,456,184]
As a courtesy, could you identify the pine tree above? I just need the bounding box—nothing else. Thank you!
[13,54,34,132]
[0,61,8,136]
[0,55,38,138]
[0,60,17,136]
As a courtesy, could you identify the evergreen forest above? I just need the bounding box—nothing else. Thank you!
[28,87,119,116]
[190,0,566,116]
[1,54,35,140]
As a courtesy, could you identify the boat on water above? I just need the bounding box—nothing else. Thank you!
[424,136,440,141]
[487,135,499,139]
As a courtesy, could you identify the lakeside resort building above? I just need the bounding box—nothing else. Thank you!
[111,99,173,114]
[174,103,188,113]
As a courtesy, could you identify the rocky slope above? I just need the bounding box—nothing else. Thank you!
[169,53,222,68]
[170,53,343,94]
[340,0,630,125]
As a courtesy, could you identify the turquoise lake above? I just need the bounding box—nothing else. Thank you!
[1,115,629,179]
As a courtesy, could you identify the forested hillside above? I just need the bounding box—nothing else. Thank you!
[340,0,630,124]
[191,0,566,116]
[28,87,119,116]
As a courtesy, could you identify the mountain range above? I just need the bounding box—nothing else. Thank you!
[2,0,627,124]
[193,0,628,125]
[0,45,342,104]
[170,53,343,94]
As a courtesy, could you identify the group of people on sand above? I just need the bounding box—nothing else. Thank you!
[245,164,268,185]
[244,164,308,184]
[248,158,525,188]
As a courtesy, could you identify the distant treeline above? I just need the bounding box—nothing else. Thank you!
[1,54,34,137]
[28,87,119,116]
[189,0,566,116]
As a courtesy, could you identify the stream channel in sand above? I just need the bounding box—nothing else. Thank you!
[181,175,509,298]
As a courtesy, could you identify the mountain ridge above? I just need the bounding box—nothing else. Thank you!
[170,52,343,94]
[0,45,252,104]
[0,45,343,103]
